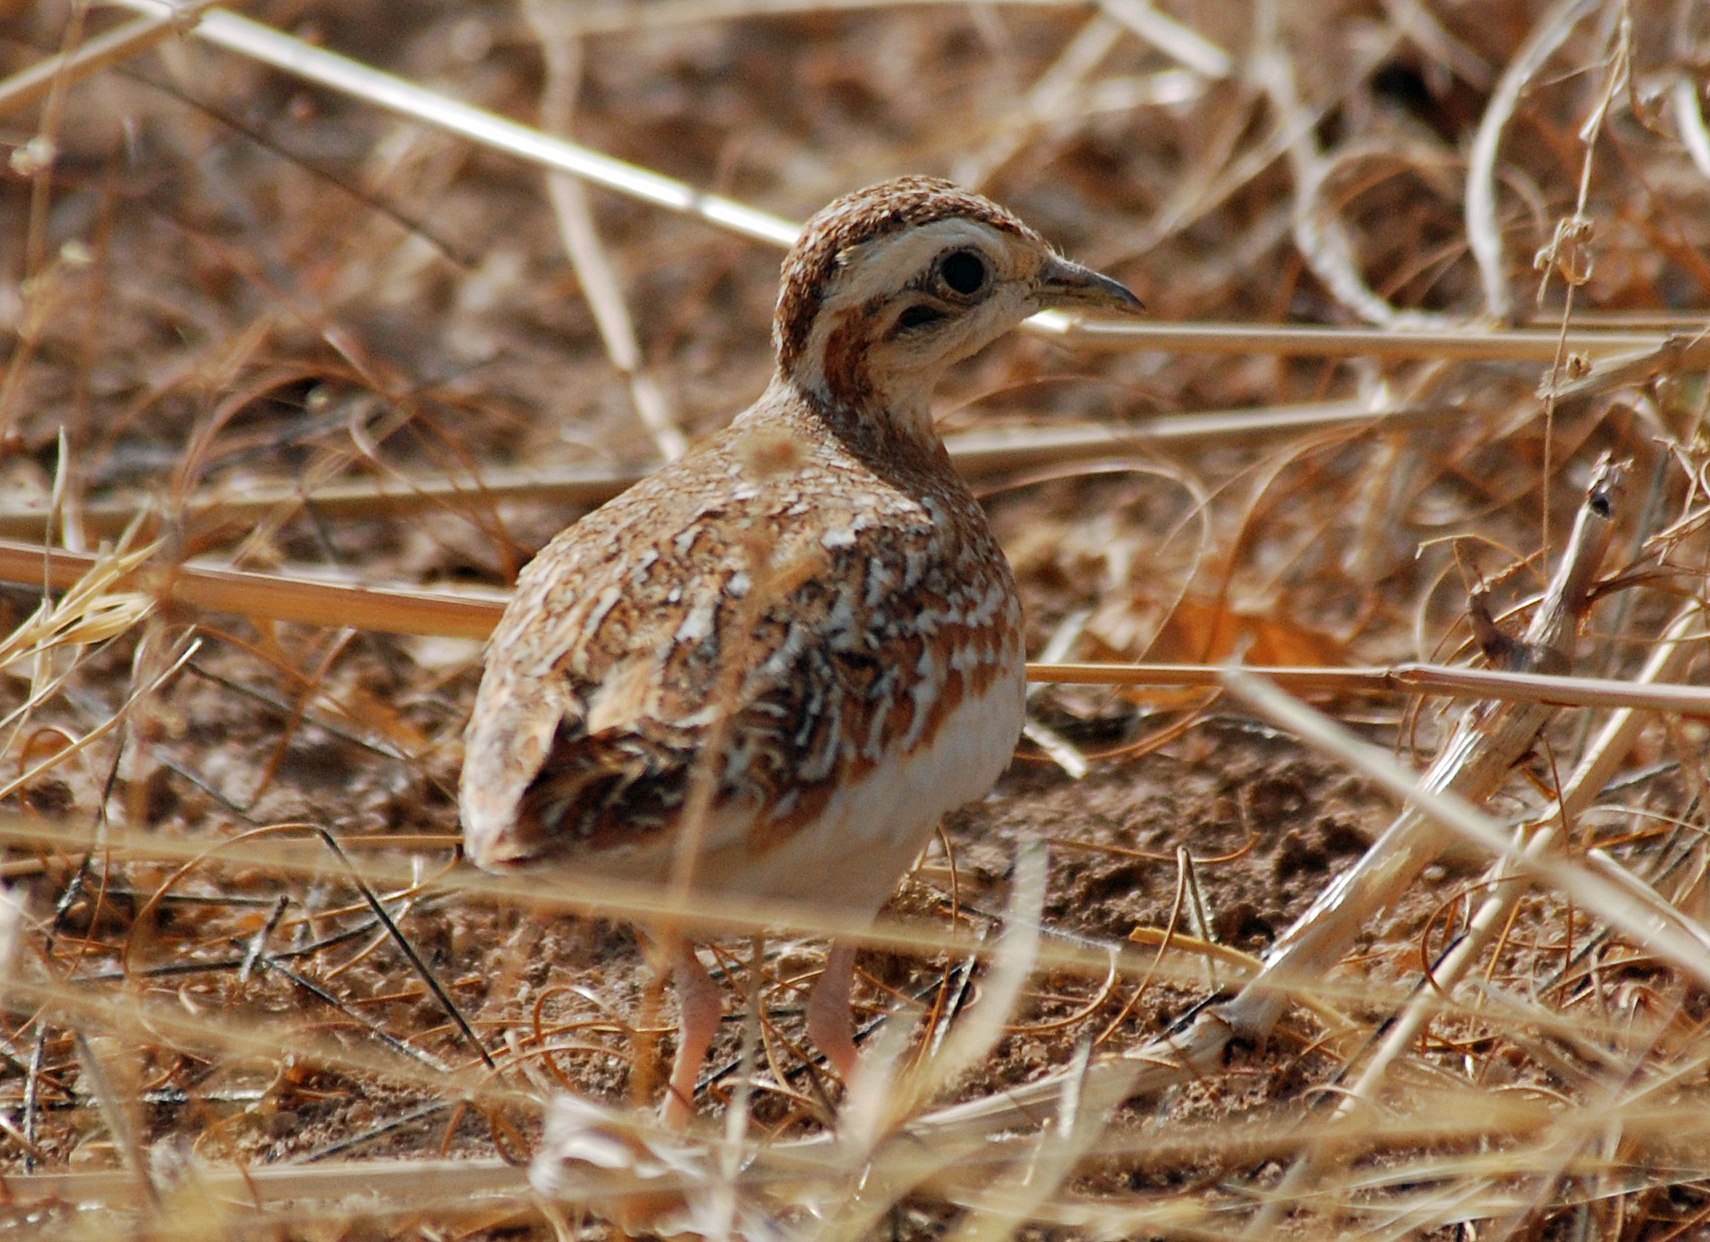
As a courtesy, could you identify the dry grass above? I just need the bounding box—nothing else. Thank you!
[3,0,1710,1237]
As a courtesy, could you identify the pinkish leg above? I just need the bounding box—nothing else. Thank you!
[662,944,723,1127]
[805,940,860,1082]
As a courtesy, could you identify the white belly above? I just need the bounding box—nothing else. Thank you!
[723,658,1028,916]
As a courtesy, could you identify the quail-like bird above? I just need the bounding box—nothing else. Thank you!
[461,176,1141,1123]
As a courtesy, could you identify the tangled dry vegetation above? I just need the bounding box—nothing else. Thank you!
[3,0,1710,1237]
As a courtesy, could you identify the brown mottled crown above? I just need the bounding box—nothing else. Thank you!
[773,176,1039,377]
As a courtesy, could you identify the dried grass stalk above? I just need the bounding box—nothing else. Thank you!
[913,455,1636,1137]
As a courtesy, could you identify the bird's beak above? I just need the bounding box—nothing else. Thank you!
[1037,254,1144,314]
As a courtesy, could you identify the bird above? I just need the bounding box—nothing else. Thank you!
[460,175,1142,1124]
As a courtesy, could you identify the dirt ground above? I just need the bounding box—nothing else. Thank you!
[3,1,1710,1238]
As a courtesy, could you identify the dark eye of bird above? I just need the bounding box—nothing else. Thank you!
[897,304,946,330]
[939,250,987,296]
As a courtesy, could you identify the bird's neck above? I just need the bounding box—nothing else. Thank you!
[763,369,949,472]
[781,300,958,438]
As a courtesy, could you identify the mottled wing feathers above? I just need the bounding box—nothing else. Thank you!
[459,408,1020,879]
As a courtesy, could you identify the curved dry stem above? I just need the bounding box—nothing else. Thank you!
[1464,0,1602,320]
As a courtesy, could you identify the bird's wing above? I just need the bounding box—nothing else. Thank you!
[459,429,935,872]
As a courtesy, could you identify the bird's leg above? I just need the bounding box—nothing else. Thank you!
[661,942,723,1127]
[805,939,861,1083]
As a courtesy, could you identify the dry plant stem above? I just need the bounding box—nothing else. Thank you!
[0,538,154,671]
[955,12,1124,188]
[1464,0,1602,320]
[68,7,1685,359]
[6,5,84,302]
[541,0,1101,38]
[109,1,799,247]
[1024,611,1093,778]
[0,889,19,1001]
[527,3,688,462]
[8,533,1709,730]
[0,968,528,1112]
[1673,76,1710,180]
[0,816,1129,983]
[1037,660,1710,713]
[15,1076,1702,1220]
[822,847,1047,1242]
[17,547,1709,714]
[913,456,1628,1137]
[0,398,1449,540]
[0,0,222,120]
[0,538,505,641]
[0,635,199,805]
[1534,17,1624,556]
[0,461,653,538]
[1341,598,1708,1115]
[1379,0,1494,88]
[0,1155,528,1210]
[1252,0,1436,329]
[1098,0,1231,77]
[1050,319,1686,360]
[67,1032,158,1210]
[1248,597,1710,1236]
[942,1043,1132,1242]
[886,845,1046,1130]
[1216,456,1625,1042]
[1540,337,1710,406]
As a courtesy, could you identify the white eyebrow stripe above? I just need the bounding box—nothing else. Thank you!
[829,218,1007,308]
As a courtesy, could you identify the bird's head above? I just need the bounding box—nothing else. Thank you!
[772,176,1141,437]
